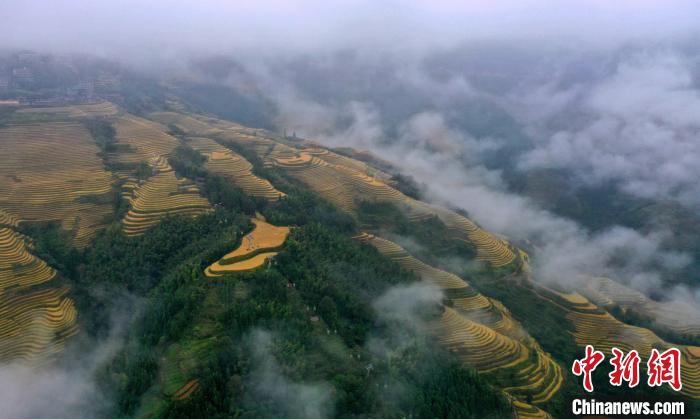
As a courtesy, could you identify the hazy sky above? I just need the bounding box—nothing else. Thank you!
[2,0,700,59]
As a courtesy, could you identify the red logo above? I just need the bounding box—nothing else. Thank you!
[572,345,605,392]
[647,348,682,391]
[573,346,683,392]
[609,347,640,388]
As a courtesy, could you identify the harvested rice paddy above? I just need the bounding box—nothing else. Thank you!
[534,286,700,398]
[357,233,562,415]
[0,226,78,363]
[581,276,700,337]
[188,137,285,201]
[172,379,200,400]
[272,146,517,268]
[112,114,180,165]
[148,112,213,135]
[121,157,212,236]
[0,121,114,247]
[205,218,290,277]
[16,101,119,119]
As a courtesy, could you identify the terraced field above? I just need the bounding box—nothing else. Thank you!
[121,157,212,236]
[299,146,391,179]
[214,130,291,165]
[159,338,217,400]
[274,151,413,216]
[433,208,518,268]
[0,227,78,363]
[534,286,700,398]
[139,304,222,416]
[0,286,78,364]
[147,111,257,139]
[0,227,55,291]
[0,121,114,247]
[148,112,213,135]
[0,210,19,227]
[275,153,357,213]
[173,379,200,400]
[112,114,180,165]
[580,276,700,337]
[187,137,285,201]
[15,101,119,119]
[145,112,527,269]
[272,148,517,268]
[205,218,290,277]
[357,233,561,417]
[358,233,520,338]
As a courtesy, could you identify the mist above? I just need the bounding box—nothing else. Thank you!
[240,282,443,419]
[244,330,335,419]
[0,304,132,419]
[3,1,700,60]
[2,1,700,414]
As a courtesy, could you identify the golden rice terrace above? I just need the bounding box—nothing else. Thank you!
[205,218,290,277]
[0,121,113,247]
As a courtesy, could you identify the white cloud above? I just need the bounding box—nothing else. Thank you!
[245,330,335,419]
[519,52,700,206]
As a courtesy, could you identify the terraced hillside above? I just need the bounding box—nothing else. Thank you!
[205,218,290,277]
[147,111,257,138]
[433,208,518,268]
[271,149,518,267]
[148,111,213,135]
[359,234,521,338]
[299,146,391,179]
[5,100,695,416]
[580,276,700,338]
[121,157,212,236]
[141,218,290,413]
[155,112,700,401]
[15,101,119,119]
[134,285,226,416]
[231,124,700,404]
[187,137,285,201]
[159,111,519,269]
[158,339,215,401]
[0,121,114,247]
[0,227,78,364]
[112,114,180,166]
[0,105,678,411]
[357,233,561,418]
[0,210,19,228]
[533,286,700,398]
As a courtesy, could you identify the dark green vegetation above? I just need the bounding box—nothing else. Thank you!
[23,142,512,418]
[82,118,152,218]
[0,105,18,127]
[389,173,423,200]
[357,200,476,264]
[84,118,117,153]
